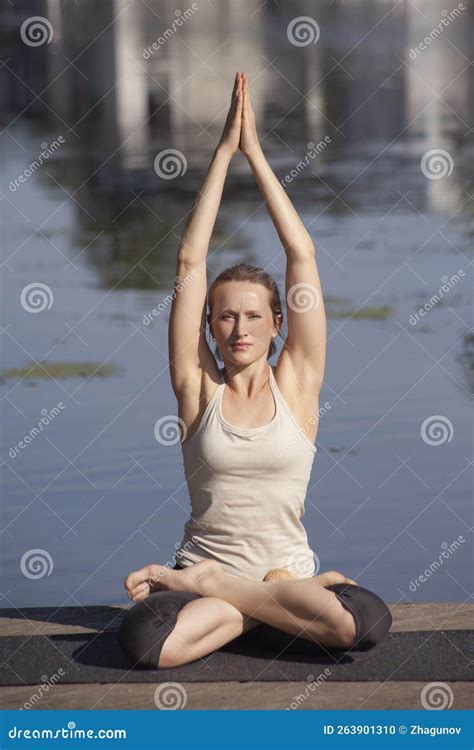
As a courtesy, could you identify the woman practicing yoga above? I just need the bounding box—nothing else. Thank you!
[118,72,392,670]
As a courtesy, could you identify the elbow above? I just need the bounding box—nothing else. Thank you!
[177,251,206,271]
[285,241,316,260]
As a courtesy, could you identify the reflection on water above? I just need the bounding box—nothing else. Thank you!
[1,0,472,607]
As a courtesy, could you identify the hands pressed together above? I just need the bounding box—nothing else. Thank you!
[218,71,260,159]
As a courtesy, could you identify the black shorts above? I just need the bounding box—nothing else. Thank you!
[118,561,392,670]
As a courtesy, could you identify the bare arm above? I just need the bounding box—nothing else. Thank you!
[178,147,232,266]
[240,74,326,390]
[169,73,243,397]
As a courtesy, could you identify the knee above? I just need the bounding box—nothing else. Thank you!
[117,590,201,669]
[353,586,392,651]
[326,583,392,652]
[337,610,358,650]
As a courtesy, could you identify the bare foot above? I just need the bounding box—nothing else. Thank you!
[263,568,358,586]
[263,568,299,582]
[125,559,225,601]
[179,559,225,596]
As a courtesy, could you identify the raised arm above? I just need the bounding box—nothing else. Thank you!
[239,73,326,393]
[168,73,243,397]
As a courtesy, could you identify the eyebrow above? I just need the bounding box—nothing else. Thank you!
[219,309,261,314]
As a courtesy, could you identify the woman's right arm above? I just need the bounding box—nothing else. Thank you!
[168,73,243,398]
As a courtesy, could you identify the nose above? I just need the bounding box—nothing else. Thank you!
[234,317,248,337]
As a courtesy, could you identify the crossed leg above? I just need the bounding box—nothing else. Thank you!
[158,570,359,667]
[119,562,363,669]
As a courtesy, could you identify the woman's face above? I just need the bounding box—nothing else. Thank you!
[210,281,279,365]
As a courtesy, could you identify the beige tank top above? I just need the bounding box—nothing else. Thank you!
[176,363,318,580]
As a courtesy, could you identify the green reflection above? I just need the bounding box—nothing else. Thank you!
[0,361,120,380]
[326,304,393,320]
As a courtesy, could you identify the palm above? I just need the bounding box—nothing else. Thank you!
[239,73,259,156]
[218,72,243,155]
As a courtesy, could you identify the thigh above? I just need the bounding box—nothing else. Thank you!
[250,582,392,655]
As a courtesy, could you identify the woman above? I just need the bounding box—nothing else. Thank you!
[118,72,392,670]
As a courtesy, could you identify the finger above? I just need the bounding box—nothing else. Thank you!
[229,82,242,122]
[246,76,253,111]
[236,78,243,114]
[242,74,249,112]
[231,71,240,103]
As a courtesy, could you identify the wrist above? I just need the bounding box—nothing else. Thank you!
[215,144,234,162]
[244,142,265,165]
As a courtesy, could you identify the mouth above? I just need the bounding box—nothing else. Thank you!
[231,343,251,350]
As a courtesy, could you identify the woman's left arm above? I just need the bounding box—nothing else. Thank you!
[240,74,326,391]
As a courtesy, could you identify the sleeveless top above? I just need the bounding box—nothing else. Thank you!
[175,364,318,580]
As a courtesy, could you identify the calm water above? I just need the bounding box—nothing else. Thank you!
[1,0,472,609]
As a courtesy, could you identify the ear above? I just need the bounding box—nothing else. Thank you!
[274,313,283,336]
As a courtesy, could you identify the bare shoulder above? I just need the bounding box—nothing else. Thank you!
[175,362,223,445]
[272,351,321,444]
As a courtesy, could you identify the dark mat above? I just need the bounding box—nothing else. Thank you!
[0,627,472,685]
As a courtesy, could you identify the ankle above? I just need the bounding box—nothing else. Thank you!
[195,563,225,597]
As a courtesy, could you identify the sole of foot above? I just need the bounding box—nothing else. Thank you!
[263,568,299,582]
[263,569,358,586]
